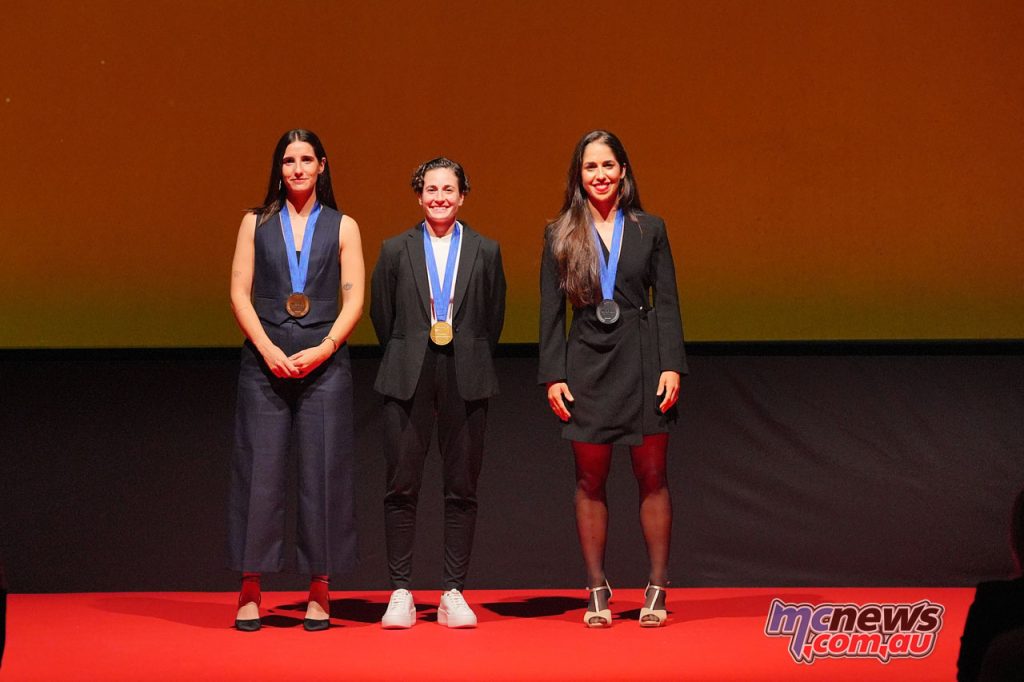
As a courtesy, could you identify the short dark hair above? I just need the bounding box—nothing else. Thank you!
[411,157,470,195]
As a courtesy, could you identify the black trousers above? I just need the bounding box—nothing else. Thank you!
[382,343,487,591]
[227,322,357,577]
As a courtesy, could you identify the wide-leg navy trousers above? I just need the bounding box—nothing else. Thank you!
[228,320,356,577]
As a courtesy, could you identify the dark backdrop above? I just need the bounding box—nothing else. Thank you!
[1,344,1022,593]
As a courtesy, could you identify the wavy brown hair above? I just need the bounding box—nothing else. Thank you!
[548,130,642,307]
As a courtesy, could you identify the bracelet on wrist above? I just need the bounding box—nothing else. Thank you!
[322,336,338,352]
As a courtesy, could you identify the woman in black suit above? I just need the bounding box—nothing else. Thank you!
[539,130,687,627]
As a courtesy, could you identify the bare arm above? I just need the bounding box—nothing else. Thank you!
[230,212,299,377]
[327,214,366,346]
[289,215,365,375]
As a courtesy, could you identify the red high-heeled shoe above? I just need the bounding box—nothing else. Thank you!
[304,575,330,631]
[235,573,261,632]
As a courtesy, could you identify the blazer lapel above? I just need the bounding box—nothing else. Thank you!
[403,224,431,321]
[452,224,480,318]
[615,215,644,309]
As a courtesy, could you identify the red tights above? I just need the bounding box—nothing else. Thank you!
[572,433,671,587]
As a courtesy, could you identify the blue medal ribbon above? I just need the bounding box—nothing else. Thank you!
[279,202,322,293]
[592,209,624,301]
[422,222,462,323]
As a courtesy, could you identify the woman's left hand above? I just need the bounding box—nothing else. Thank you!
[289,343,332,378]
[657,371,681,413]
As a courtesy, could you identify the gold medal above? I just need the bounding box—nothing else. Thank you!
[286,292,310,318]
[429,321,453,346]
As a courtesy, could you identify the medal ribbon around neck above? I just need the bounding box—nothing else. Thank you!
[591,209,624,302]
[422,221,462,323]
[279,201,322,294]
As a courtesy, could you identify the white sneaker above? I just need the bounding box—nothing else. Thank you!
[438,588,477,628]
[382,589,416,629]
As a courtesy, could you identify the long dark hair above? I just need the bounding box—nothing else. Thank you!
[548,130,642,307]
[251,129,339,225]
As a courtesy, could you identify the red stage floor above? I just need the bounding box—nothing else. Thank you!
[2,587,973,680]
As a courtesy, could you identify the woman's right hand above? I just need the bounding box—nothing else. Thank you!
[546,381,574,421]
[260,343,300,378]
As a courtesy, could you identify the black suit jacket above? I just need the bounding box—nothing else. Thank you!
[957,577,1024,682]
[371,222,506,401]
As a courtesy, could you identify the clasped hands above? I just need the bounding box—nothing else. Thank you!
[261,341,333,378]
[546,371,680,420]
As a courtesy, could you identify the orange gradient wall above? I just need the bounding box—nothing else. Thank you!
[2,0,1022,347]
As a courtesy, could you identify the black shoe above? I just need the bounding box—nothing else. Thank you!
[303,618,329,632]
[235,617,261,632]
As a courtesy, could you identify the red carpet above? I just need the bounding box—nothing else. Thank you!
[2,588,973,680]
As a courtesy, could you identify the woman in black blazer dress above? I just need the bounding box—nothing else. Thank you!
[539,130,687,627]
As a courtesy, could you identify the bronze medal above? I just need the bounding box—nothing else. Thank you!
[286,292,310,318]
[429,321,454,346]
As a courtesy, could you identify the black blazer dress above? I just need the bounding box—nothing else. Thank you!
[538,211,687,446]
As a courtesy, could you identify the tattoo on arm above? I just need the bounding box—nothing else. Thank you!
[343,282,353,291]
[232,270,244,279]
